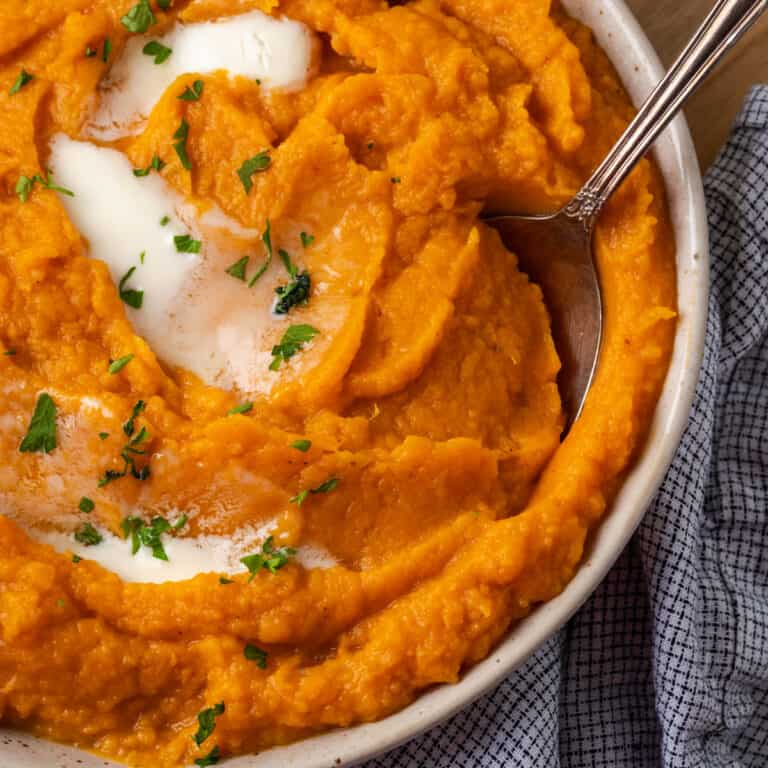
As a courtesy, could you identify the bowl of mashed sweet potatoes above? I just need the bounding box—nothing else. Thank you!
[0,0,708,766]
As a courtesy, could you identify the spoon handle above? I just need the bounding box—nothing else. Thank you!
[567,0,767,228]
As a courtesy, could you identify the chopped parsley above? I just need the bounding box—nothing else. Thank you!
[175,234,202,253]
[160,215,171,226]
[98,431,110,441]
[290,477,339,508]
[173,118,192,170]
[237,152,271,194]
[98,401,151,486]
[300,231,314,248]
[391,176,401,184]
[274,271,311,315]
[244,644,268,669]
[9,69,33,95]
[19,393,57,454]
[72,554,82,563]
[140,251,146,264]
[3,349,16,356]
[291,439,312,452]
[133,154,166,177]
[16,171,74,203]
[121,0,156,34]
[157,0,173,9]
[247,220,273,287]
[102,38,112,63]
[195,746,221,767]
[193,702,225,746]
[269,324,319,371]
[219,577,233,585]
[118,266,144,309]
[240,536,296,581]
[227,402,253,416]
[225,255,249,281]
[108,354,134,374]
[74,522,102,546]
[143,40,173,64]
[78,496,95,514]
[85,46,97,58]
[121,514,187,561]
[179,80,204,101]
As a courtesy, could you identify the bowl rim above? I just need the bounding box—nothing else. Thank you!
[0,1,710,767]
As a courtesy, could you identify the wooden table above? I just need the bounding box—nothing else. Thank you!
[626,0,768,169]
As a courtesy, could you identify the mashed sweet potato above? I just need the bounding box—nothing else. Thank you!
[0,0,676,765]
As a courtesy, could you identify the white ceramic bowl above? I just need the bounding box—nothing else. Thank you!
[0,1,709,766]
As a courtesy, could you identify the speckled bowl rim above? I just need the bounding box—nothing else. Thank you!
[0,1,709,766]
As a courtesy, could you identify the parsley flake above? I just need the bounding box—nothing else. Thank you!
[248,220,273,287]
[99,401,150,486]
[195,746,221,767]
[173,118,192,170]
[179,80,204,101]
[237,152,271,194]
[160,215,171,226]
[19,393,57,454]
[98,432,110,440]
[109,354,134,374]
[228,402,253,416]
[121,0,156,34]
[193,702,225,746]
[3,348,17,356]
[240,536,297,581]
[219,576,233,585]
[118,266,144,309]
[142,40,173,64]
[274,271,311,315]
[85,46,97,58]
[122,514,186,561]
[133,154,166,177]
[175,234,202,253]
[75,522,103,546]
[9,69,33,95]
[269,324,319,371]
[290,477,339,507]
[72,554,82,563]
[225,255,249,281]
[103,38,112,63]
[244,644,268,668]
[291,439,312,452]
[300,231,314,248]
[78,497,95,514]
[16,171,74,203]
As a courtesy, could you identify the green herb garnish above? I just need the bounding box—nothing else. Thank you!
[290,477,338,507]
[195,746,221,767]
[121,0,156,33]
[99,401,150,486]
[72,554,82,563]
[274,271,311,315]
[247,220,273,286]
[16,172,74,203]
[244,644,268,668]
[160,215,171,226]
[193,702,225,746]
[75,522,102,546]
[290,439,311,452]
[237,152,271,194]
[3,349,16,356]
[9,69,33,95]
[98,431,109,440]
[143,40,173,64]
[86,46,97,58]
[19,393,57,454]
[133,154,166,177]
[225,255,249,281]
[391,176,401,184]
[175,234,202,253]
[227,402,253,416]
[118,266,144,309]
[240,536,296,581]
[78,497,95,514]
[103,38,112,63]
[219,577,233,585]
[300,232,314,248]
[108,354,134,374]
[121,514,186,561]
[173,118,192,170]
[179,80,204,101]
[269,324,318,371]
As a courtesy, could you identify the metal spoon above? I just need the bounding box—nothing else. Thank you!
[487,0,766,432]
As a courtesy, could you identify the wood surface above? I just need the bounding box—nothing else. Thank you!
[626,0,768,169]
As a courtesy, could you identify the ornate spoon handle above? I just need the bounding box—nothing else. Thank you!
[566,0,767,229]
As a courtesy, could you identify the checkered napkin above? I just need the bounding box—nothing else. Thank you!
[365,85,768,768]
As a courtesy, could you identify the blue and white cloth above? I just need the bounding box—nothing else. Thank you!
[366,86,768,768]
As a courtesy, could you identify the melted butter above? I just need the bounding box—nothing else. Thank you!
[87,10,316,139]
[49,135,309,395]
